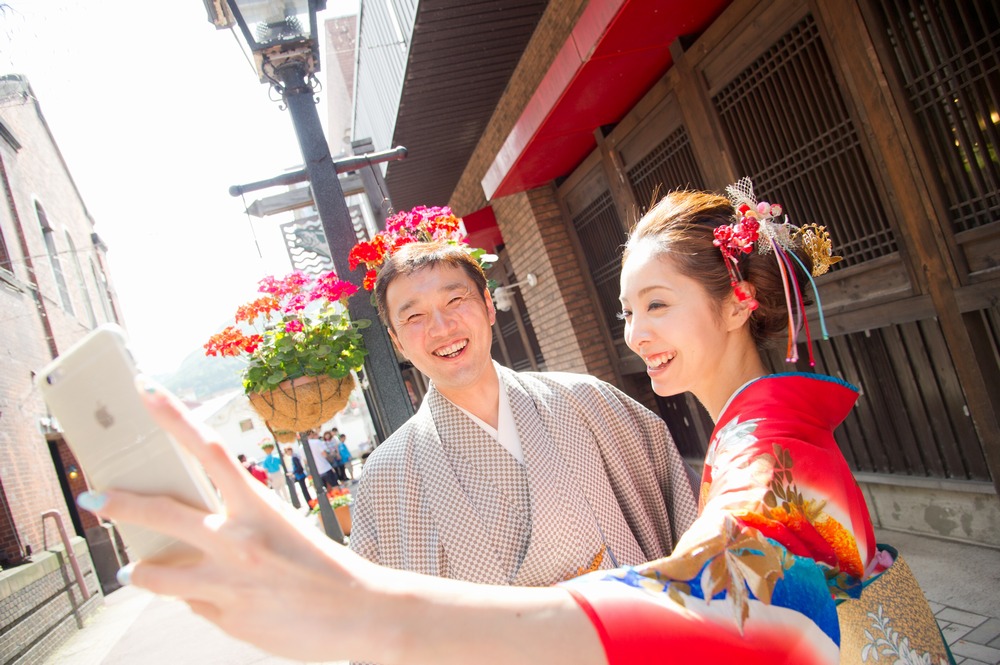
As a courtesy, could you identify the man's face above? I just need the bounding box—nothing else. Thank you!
[386,264,496,398]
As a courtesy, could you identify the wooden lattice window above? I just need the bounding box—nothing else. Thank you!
[875,0,1000,234]
[713,15,897,267]
[766,318,988,481]
[626,126,707,215]
[570,191,627,340]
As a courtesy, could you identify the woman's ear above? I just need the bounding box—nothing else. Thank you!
[725,281,758,331]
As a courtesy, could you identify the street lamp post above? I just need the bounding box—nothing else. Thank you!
[204,0,417,538]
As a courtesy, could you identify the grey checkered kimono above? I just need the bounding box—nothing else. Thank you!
[349,364,698,586]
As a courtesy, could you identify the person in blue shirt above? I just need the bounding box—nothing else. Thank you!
[260,442,289,502]
[335,434,352,483]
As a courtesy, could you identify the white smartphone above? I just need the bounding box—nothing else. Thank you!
[37,324,221,562]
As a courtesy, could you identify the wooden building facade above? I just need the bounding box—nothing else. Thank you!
[355,0,1000,547]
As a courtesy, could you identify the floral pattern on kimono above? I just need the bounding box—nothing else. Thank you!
[563,373,951,665]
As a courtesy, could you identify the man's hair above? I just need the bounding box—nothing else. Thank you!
[373,241,488,329]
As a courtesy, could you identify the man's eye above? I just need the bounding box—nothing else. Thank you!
[448,296,463,306]
[405,313,424,324]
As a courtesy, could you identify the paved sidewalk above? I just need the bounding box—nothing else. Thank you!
[44,528,999,664]
[876,528,1000,665]
[44,585,346,665]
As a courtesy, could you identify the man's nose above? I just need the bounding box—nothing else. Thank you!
[427,307,457,335]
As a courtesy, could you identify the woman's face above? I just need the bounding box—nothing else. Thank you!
[619,241,736,402]
[323,433,332,441]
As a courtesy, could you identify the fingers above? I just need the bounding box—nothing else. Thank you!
[81,489,221,551]
[83,489,277,571]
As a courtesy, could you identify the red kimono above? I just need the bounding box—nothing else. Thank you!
[563,373,952,664]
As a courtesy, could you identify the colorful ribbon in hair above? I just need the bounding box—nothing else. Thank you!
[719,178,842,366]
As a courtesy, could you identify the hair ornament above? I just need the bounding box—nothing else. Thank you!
[718,178,841,366]
[796,224,842,276]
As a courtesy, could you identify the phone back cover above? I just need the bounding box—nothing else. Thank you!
[39,326,219,561]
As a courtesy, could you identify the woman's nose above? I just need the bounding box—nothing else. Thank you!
[625,315,650,351]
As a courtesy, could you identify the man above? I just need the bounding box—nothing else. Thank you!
[259,442,289,502]
[283,445,311,503]
[306,429,340,492]
[350,242,698,586]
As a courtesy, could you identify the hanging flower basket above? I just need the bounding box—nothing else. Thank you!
[249,373,356,432]
[270,428,298,443]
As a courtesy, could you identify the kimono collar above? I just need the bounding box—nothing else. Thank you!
[718,372,860,432]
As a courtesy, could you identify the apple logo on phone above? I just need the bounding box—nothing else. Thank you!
[94,404,114,428]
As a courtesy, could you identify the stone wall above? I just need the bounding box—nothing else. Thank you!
[858,475,1000,549]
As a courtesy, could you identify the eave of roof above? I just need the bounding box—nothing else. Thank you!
[383,0,548,211]
[482,0,729,200]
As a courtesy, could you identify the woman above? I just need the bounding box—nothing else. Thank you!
[77,183,950,664]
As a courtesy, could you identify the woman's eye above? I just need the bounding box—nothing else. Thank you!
[616,309,632,321]
[648,302,667,311]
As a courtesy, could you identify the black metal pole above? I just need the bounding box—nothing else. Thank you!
[277,64,415,436]
[299,432,344,543]
[276,446,301,509]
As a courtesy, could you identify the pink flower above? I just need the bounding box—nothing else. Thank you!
[284,319,304,333]
[284,294,308,312]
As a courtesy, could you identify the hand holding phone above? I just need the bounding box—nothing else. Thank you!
[38,324,221,562]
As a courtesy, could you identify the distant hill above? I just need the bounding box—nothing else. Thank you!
[156,347,246,402]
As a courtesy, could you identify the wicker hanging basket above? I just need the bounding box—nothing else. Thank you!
[248,374,355,432]
[270,428,299,443]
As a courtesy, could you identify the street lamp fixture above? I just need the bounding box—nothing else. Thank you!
[225,0,324,84]
[203,0,416,541]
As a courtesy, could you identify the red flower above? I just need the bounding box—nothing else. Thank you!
[349,205,483,290]
[311,271,358,303]
[284,319,303,333]
[235,296,280,324]
[242,334,263,353]
[204,326,249,357]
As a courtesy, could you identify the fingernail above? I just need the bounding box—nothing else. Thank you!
[135,374,159,394]
[77,491,108,512]
[117,563,134,586]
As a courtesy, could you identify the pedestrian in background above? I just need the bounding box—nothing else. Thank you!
[260,442,289,502]
[284,445,311,504]
[336,433,352,483]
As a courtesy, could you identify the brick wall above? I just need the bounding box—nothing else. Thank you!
[0,79,118,565]
[444,0,626,387]
[492,185,616,383]
[0,537,103,664]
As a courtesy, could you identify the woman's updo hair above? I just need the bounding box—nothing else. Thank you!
[623,190,814,352]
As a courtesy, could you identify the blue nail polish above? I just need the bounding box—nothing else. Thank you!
[136,374,158,394]
[117,563,134,586]
[76,491,108,512]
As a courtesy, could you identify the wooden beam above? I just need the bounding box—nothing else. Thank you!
[812,0,1000,494]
